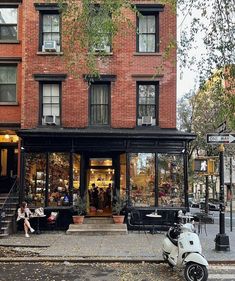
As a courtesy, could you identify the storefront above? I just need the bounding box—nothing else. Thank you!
[18,128,195,227]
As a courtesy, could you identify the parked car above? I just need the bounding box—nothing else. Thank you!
[200,201,220,211]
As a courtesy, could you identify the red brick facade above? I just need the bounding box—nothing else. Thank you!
[21,0,176,130]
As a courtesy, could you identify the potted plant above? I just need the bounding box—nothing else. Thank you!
[112,196,126,224]
[72,197,87,224]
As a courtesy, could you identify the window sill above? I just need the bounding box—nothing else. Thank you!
[37,51,64,56]
[0,40,20,44]
[87,52,113,56]
[133,52,162,56]
[0,102,19,106]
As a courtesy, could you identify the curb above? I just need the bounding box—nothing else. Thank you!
[0,257,235,264]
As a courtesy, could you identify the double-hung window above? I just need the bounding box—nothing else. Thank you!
[34,4,61,52]
[137,82,158,126]
[90,83,110,125]
[89,5,112,53]
[41,83,60,126]
[137,14,157,53]
[41,13,60,52]
[0,65,17,103]
[0,7,18,41]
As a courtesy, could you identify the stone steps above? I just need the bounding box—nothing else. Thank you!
[66,217,127,235]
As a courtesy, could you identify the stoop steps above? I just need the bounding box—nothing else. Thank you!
[66,217,127,235]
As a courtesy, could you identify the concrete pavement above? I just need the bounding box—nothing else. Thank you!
[0,223,234,263]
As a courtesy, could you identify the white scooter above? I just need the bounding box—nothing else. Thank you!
[162,222,208,281]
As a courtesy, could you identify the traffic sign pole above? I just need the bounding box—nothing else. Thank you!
[215,144,230,251]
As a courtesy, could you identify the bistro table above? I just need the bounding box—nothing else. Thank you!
[146,212,162,234]
[31,214,46,234]
[178,214,194,224]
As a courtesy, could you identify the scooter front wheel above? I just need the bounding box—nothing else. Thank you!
[184,262,208,281]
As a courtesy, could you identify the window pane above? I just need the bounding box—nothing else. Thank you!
[43,15,52,32]
[73,154,81,205]
[51,105,60,116]
[51,15,60,32]
[24,153,46,207]
[51,84,59,96]
[120,154,126,199]
[139,84,155,104]
[138,105,155,117]
[43,104,52,116]
[0,8,17,24]
[158,154,184,207]
[147,16,155,33]
[139,16,147,33]
[139,34,147,52]
[146,35,155,52]
[130,153,155,207]
[0,26,17,40]
[0,85,16,102]
[48,153,70,207]
[0,66,16,83]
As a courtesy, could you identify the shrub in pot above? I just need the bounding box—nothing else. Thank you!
[112,196,126,224]
[73,197,86,224]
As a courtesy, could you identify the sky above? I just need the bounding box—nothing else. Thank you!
[176,4,209,100]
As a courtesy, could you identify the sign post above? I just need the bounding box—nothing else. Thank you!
[206,133,232,251]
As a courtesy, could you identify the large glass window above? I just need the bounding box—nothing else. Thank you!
[41,13,60,52]
[73,154,81,204]
[120,154,126,199]
[48,153,70,206]
[90,83,109,125]
[24,153,47,207]
[137,14,157,52]
[158,154,184,207]
[42,83,60,125]
[130,153,155,207]
[0,65,17,103]
[0,8,17,41]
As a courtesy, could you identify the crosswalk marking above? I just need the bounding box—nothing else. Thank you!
[208,265,235,280]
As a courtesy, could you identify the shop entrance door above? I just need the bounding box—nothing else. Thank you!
[87,158,114,216]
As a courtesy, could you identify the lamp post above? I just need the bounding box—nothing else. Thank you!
[215,144,230,251]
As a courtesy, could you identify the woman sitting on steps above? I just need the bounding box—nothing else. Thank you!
[16,202,35,238]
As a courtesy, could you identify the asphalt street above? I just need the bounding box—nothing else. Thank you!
[0,262,234,281]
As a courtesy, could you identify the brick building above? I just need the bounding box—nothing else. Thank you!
[1,1,194,229]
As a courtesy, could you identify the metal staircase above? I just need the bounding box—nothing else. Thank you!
[0,178,19,238]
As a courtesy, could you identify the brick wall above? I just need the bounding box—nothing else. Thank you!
[0,3,23,124]
[22,0,176,129]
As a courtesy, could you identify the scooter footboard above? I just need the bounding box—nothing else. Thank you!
[184,253,208,267]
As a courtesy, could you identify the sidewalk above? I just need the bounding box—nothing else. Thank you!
[0,224,234,263]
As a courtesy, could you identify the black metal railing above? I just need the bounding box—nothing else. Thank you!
[0,177,19,234]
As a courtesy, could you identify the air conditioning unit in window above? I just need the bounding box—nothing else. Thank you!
[43,40,57,52]
[141,116,153,126]
[44,115,57,125]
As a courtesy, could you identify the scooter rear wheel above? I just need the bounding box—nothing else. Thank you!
[184,262,208,281]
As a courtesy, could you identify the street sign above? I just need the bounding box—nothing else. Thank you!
[215,121,227,133]
[207,133,235,144]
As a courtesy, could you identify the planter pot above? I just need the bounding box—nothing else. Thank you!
[72,215,85,224]
[113,215,125,224]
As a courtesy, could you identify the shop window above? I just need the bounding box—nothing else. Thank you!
[41,83,60,126]
[137,13,158,52]
[158,154,184,207]
[90,83,110,126]
[130,153,155,207]
[73,154,80,204]
[24,153,47,207]
[48,153,70,206]
[120,154,126,199]
[137,82,158,126]
[0,8,18,41]
[0,65,17,103]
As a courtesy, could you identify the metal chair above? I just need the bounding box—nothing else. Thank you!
[128,210,147,234]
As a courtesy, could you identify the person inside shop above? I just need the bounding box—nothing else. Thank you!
[16,201,35,238]
[91,183,99,210]
[105,184,112,208]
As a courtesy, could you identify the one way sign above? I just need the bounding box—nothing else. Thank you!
[207,133,235,144]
